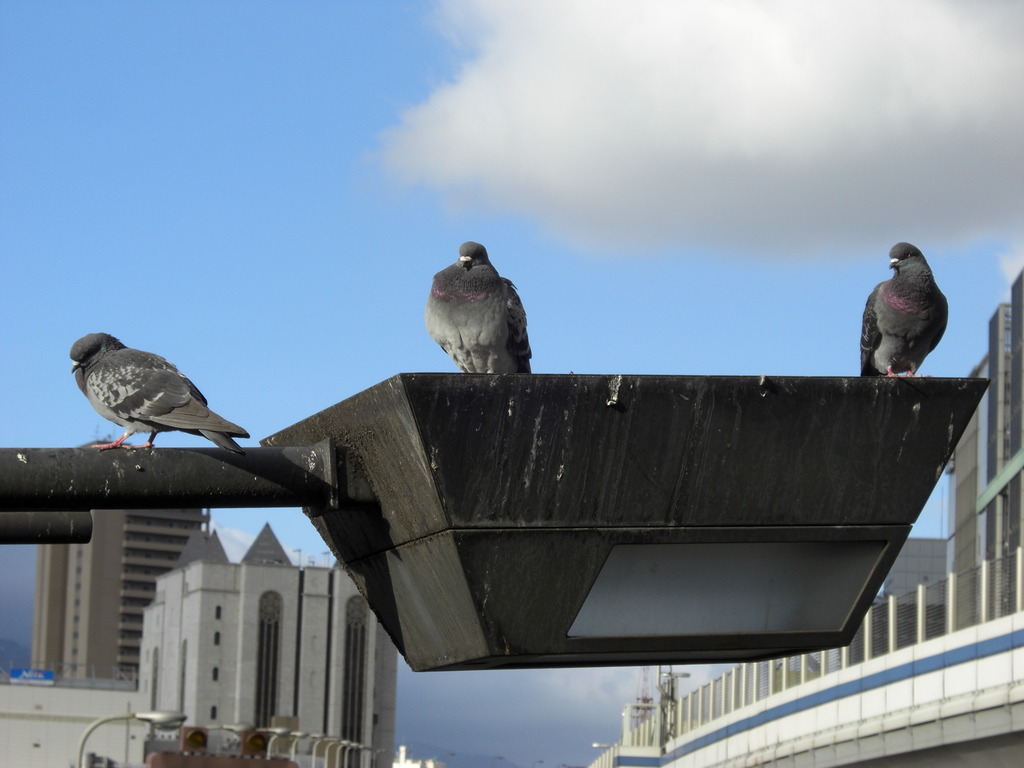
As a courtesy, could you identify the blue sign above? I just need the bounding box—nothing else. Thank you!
[10,668,55,686]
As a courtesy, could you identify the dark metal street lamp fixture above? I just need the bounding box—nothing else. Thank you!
[0,374,986,672]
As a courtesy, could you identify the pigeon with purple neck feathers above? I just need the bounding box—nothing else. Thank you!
[425,241,532,373]
[70,332,249,453]
[860,242,948,376]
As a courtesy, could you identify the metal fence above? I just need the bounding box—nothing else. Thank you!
[622,546,1024,748]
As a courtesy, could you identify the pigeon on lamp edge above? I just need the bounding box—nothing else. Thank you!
[69,332,249,454]
[425,241,532,374]
[860,242,948,377]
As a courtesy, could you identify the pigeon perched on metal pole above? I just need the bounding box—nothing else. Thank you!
[70,332,249,453]
[425,241,532,373]
[860,242,948,376]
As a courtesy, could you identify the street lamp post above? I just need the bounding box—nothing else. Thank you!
[658,667,692,698]
[350,743,371,768]
[76,711,186,768]
[289,731,310,761]
[371,746,393,768]
[658,667,692,741]
[343,741,363,768]
[313,736,339,768]
[327,739,353,768]
[266,727,292,757]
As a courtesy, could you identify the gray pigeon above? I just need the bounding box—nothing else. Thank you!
[860,242,948,376]
[425,241,532,373]
[70,332,249,453]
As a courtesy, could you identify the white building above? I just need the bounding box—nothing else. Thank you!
[393,744,447,768]
[140,524,397,765]
[0,676,157,767]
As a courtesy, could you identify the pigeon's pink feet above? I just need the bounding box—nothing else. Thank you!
[93,434,133,450]
[92,433,155,450]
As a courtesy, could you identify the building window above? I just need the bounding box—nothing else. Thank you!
[179,640,187,712]
[212,666,219,682]
[254,591,283,727]
[213,631,220,646]
[150,646,159,711]
[215,605,222,620]
[341,596,369,767]
[211,705,217,720]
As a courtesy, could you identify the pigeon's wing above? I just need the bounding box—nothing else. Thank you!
[860,285,883,376]
[144,376,248,437]
[425,292,468,372]
[928,289,949,353]
[138,369,249,450]
[95,353,246,437]
[503,278,532,373]
[87,353,184,419]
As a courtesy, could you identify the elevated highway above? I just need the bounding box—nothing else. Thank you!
[590,549,1024,767]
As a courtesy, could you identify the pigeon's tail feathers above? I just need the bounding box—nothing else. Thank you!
[508,332,532,373]
[859,285,883,376]
[504,278,532,373]
[200,430,247,455]
[140,395,250,452]
[140,394,245,433]
[927,291,950,353]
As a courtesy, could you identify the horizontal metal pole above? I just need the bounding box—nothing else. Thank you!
[0,443,349,512]
[0,511,93,543]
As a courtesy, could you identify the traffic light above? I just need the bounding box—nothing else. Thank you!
[239,729,270,757]
[179,726,208,754]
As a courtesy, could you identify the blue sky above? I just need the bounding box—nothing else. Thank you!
[2,2,1024,767]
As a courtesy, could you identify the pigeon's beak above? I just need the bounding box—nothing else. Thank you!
[70,360,80,374]
[459,255,472,270]
[889,258,900,269]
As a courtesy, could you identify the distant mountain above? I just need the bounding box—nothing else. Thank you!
[402,741,523,768]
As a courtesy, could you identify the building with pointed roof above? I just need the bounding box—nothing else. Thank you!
[241,522,292,565]
[175,528,230,568]
[140,524,396,765]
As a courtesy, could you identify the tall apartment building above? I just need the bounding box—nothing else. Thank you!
[32,507,208,673]
[949,270,1024,572]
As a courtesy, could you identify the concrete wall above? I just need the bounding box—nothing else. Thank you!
[0,679,152,767]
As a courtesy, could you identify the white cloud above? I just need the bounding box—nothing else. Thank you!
[209,521,254,562]
[998,241,1024,287]
[382,0,1024,257]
